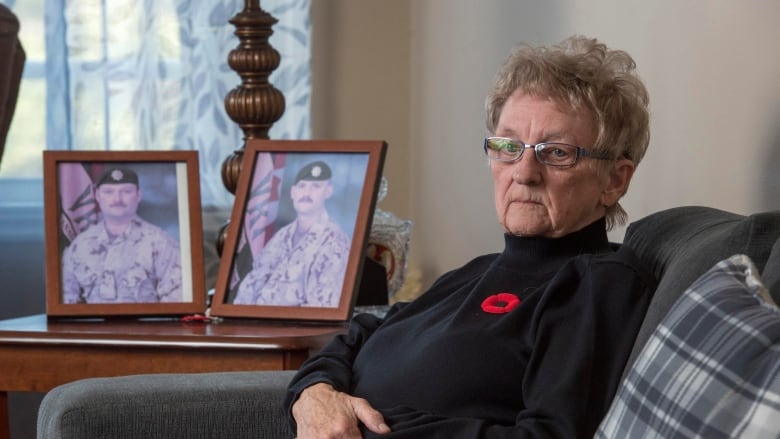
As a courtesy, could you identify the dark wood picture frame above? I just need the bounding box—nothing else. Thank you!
[43,150,206,317]
[210,139,387,322]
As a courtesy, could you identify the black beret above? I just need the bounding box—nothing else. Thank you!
[96,166,139,187]
[294,161,332,183]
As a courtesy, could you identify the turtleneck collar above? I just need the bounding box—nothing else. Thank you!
[494,217,611,273]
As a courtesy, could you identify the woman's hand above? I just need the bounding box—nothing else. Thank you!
[292,382,391,439]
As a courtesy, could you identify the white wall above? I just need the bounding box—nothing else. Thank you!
[313,0,780,290]
[310,1,412,219]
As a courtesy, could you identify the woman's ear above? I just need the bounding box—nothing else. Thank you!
[600,158,635,207]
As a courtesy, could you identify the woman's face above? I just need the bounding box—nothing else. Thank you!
[491,90,633,237]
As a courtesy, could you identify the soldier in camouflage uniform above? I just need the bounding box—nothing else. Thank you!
[234,160,351,307]
[61,166,182,304]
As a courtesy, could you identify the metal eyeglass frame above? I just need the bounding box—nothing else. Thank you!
[483,137,613,167]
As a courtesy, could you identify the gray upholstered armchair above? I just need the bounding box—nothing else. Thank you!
[37,206,780,439]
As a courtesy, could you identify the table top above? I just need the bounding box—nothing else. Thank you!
[0,313,347,351]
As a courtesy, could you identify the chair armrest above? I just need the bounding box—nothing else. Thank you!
[37,370,296,439]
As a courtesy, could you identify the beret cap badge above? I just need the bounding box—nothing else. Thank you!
[96,166,139,187]
[295,160,332,183]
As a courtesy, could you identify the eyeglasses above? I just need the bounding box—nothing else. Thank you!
[483,137,613,167]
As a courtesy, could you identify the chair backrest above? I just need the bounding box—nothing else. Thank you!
[0,4,25,162]
[621,205,780,377]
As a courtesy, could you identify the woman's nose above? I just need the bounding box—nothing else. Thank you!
[511,148,543,184]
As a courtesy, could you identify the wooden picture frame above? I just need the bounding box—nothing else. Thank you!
[43,150,206,317]
[210,139,387,322]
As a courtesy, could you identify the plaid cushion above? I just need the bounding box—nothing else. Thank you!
[596,254,780,439]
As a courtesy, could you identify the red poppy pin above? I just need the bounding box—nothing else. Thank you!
[481,292,521,314]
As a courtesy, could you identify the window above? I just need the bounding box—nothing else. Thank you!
[0,0,311,212]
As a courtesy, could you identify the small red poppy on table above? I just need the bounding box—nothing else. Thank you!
[481,292,521,314]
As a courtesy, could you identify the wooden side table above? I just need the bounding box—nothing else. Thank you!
[0,314,345,439]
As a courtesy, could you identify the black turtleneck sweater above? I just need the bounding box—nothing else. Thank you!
[285,218,656,438]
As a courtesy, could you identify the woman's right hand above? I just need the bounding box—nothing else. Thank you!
[292,382,391,439]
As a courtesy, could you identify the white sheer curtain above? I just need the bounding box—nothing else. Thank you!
[44,0,311,208]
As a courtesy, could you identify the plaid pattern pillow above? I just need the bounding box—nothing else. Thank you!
[596,254,780,439]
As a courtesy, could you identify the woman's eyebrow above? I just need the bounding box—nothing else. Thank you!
[537,131,569,142]
[495,129,571,143]
[495,128,520,139]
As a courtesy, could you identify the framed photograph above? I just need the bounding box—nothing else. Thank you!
[210,139,387,321]
[43,150,206,317]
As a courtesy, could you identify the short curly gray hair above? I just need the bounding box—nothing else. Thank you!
[485,35,650,230]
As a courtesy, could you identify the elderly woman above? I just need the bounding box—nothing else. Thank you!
[285,35,656,438]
